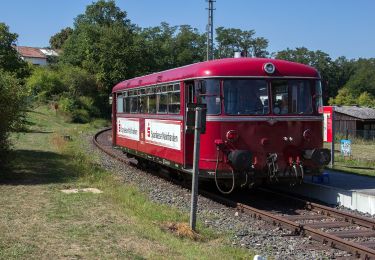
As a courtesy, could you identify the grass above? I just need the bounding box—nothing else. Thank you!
[324,142,375,177]
[0,105,252,259]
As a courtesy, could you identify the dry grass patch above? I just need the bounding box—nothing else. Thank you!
[162,222,203,241]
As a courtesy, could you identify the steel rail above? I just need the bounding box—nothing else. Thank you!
[201,189,375,259]
[94,128,375,259]
[260,188,375,230]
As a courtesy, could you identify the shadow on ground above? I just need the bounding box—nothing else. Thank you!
[0,149,79,185]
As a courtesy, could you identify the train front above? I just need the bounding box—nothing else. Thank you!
[197,59,330,193]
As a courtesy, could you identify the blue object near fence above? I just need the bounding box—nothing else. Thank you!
[311,172,330,184]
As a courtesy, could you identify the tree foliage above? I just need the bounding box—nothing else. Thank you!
[43,1,375,116]
[276,47,339,98]
[343,59,375,97]
[138,22,206,73]
[0,23,29,78]
[0,23,30,165]
[26,65,99,122]
[60,0,138,99]
[0,71,25,165]
[329,59,375,107]
[215,27,269,58]
[49,27,73,49]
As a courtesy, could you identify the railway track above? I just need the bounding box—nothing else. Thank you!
[94,128,375,259]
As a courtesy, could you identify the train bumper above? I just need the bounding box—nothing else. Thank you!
[302,149,331,166]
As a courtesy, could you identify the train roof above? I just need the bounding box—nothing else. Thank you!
[112,58,320,93]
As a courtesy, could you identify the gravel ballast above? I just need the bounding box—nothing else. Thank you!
[87,131,353,259]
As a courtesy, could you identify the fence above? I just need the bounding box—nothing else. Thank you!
[335,129,375,142]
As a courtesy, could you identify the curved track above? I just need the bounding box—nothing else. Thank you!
[94,128,375,259]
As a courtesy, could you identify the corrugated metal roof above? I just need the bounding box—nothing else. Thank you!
[335,106,375,120]
[15,46,46,59]
[40,48,59,56]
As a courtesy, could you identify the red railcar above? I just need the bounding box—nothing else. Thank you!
[112,58,330,193]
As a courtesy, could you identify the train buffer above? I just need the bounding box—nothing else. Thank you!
[311,172,330,184]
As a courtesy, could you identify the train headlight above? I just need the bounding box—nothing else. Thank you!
[263,62,275,74]
[226,130,239,142]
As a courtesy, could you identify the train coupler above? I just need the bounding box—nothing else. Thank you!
[267,153,279,182]
[291,162,304,184]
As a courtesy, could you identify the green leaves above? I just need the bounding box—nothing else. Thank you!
[0,70,25,164]
[0,23,30,165]
[215,27,268,58]
[0,23,29,79]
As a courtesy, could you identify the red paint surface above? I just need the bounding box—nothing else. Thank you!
[112,58,323,175]
[323,106,333,143]
[112,58,319,93]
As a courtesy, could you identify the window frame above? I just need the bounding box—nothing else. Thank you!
[270,79,314,116]
[115,81,181,115]
[223,78,270,116]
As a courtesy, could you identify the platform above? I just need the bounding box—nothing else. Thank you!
[275,169,375,215]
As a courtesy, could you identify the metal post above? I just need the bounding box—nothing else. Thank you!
[330,107,335,167]
[190,107,202,230]
[206,0,215,61]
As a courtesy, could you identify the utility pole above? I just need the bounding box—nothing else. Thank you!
[206,0,215,61]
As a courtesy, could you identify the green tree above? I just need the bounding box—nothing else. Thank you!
[328,88,356,106]
[0,23,30,167]
[60,0,139,115]
[215,27,269,58]
[0,23,29,78]
[343,58,375,97]
[138,22,178,72]
[174,25,206,66]
[0,70,25,166]
[26,67,65,101]
[49,27,73,49]
[357,92,375,107]
[276,47,339,100]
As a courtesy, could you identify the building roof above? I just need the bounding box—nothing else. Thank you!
[15,46,46,59]
[113,58,319,92]
[335,106,375,120]
[40,48,59,56]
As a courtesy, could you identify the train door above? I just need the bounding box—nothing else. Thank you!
[184,81,195,168]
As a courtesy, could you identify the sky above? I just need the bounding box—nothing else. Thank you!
[0,0,374,60]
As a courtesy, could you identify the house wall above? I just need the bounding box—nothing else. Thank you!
[334,112,375,139]
[334,112,357,136]
[23,57,47,66]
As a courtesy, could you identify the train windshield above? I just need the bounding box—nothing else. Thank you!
[224,79,269,115]
[271,80,313,115]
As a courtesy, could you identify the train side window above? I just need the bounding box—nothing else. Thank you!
[139,88,148,113]
[148,87,156,114]
[272,81,289,115]
[224,79,268,115]
[124,91,131,113]
[290,81,313,114]
[169,84,180,114]
[129,90,138,113]
[315,80,323,113]
[199,79,221,115]
[117,93,124,113]
[157,85,168,114]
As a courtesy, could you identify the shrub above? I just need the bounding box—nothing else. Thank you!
[26,67,65,101]
[0,70,25,166]
[26,64,101,123]
[71,109,91,123]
